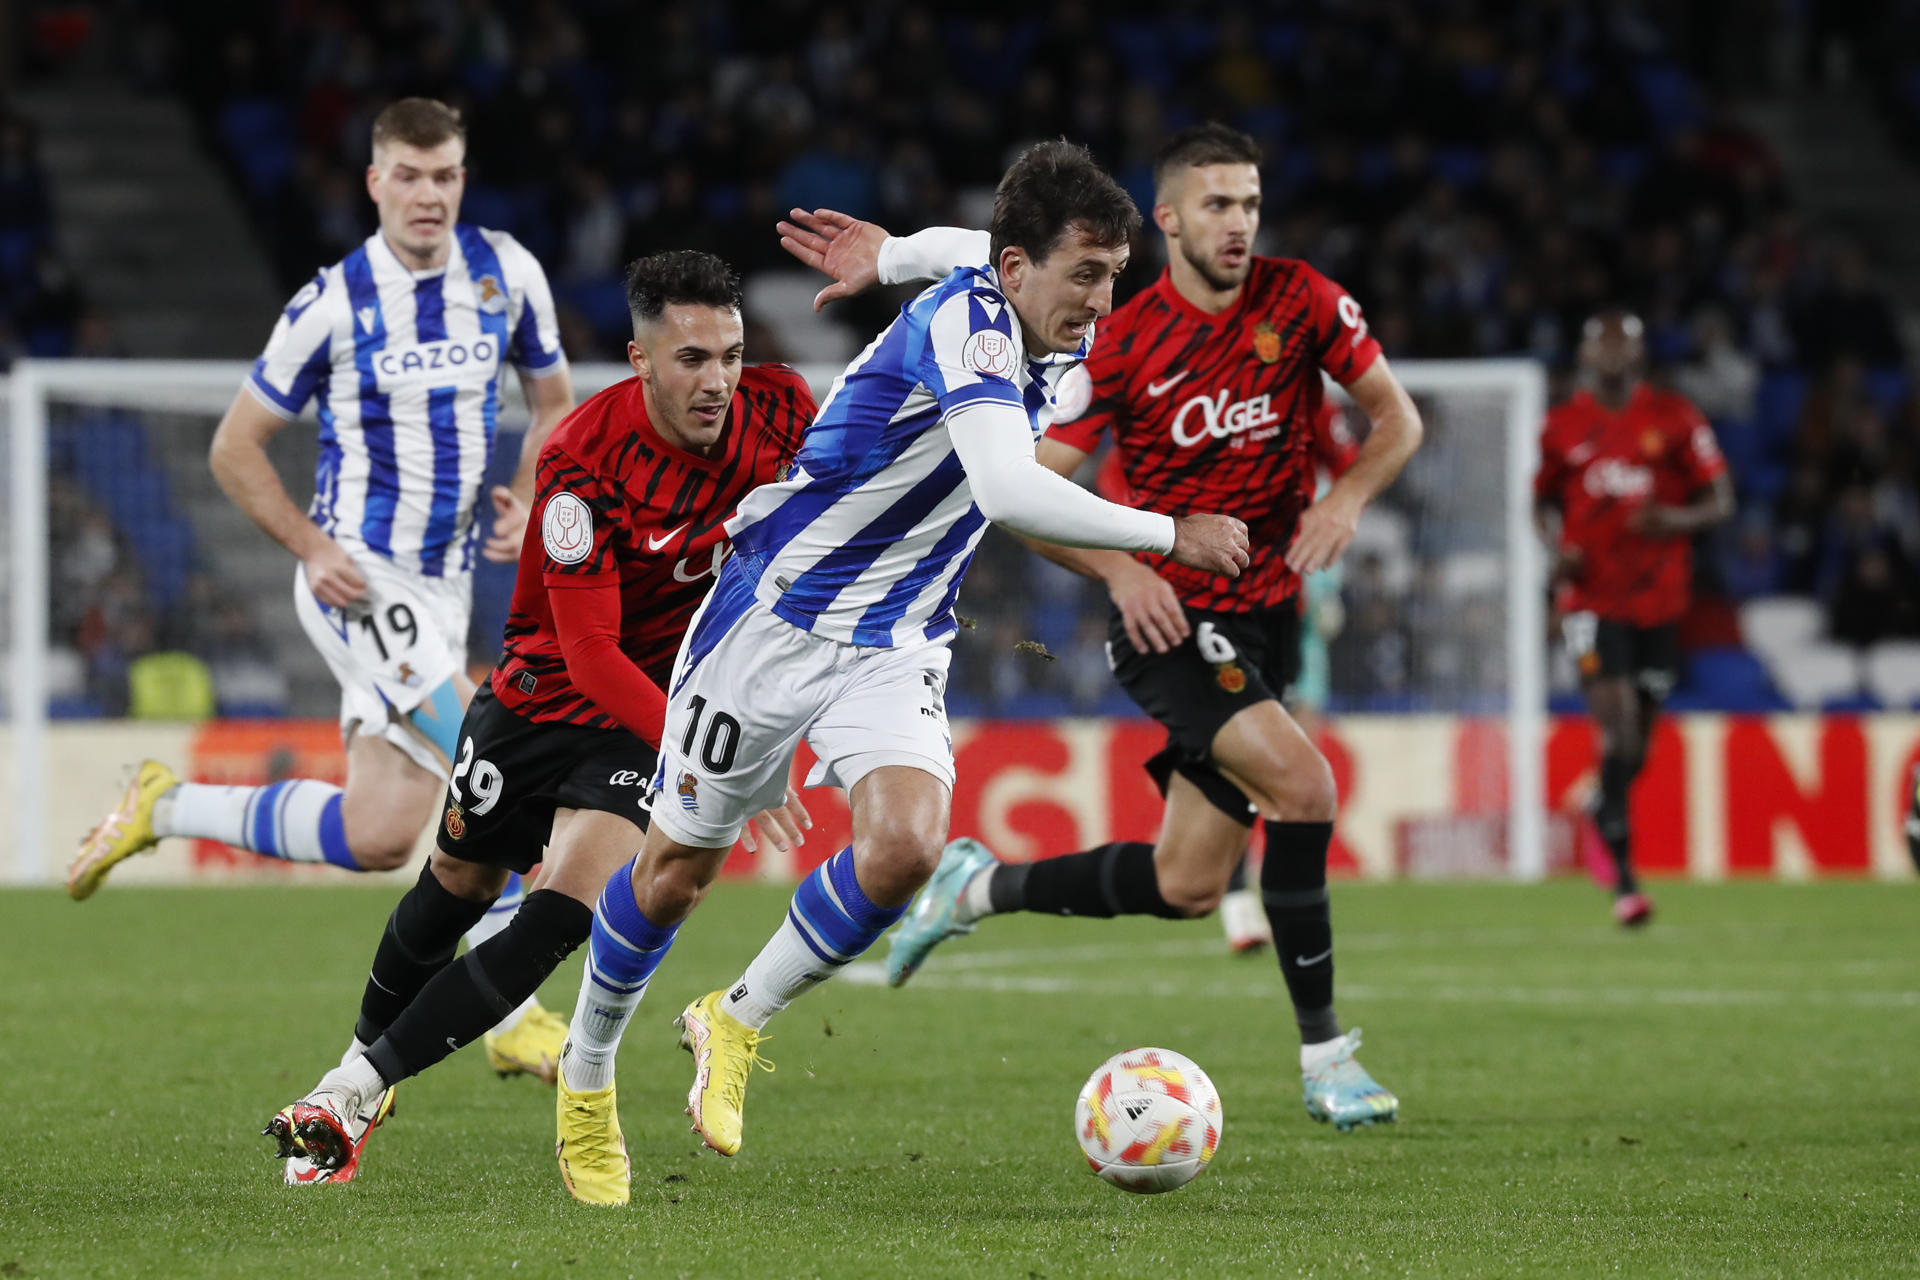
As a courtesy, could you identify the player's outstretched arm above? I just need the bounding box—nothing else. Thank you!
[948,400,1248,577]
[778,208,989,310]
[1287,358,1424,576]
[1005,438,1193,654]
[210,387,368,607]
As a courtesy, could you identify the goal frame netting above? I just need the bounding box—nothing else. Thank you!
[2,357,1547,883]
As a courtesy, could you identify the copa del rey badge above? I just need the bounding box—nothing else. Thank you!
[542,492,593,564]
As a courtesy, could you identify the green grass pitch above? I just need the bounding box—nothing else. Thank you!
[1,879,1914,1278]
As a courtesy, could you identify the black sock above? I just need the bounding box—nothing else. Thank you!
[1597,752,1638,895]
[1261,821,1340,1044]
[1226,855,1250,894]
[354,864,493,1047]
[986,842,1186,919]
[363,889,591,1086]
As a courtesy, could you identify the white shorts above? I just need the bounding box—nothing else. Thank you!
[293,553,470,779]
[651,587,955,849]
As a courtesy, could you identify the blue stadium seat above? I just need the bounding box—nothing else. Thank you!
[1430,147,1486,188]
[1670,646,1786,711]
[1755,371,1808,448]
[1864,366,1910,415]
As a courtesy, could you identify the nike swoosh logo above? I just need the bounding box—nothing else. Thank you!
[647,524,688,552]
[1294,948,1333,967]
[446,1036,460,1052]
[1145,372,1190,398]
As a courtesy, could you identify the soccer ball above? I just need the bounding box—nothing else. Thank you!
[1074,1047,1222,1194]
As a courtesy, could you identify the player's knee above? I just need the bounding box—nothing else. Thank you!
[852,815,944,905]
[635,857,711,923]
[1258,745,1335,822]
[1155,874,1223,919]
[428,849,507,903]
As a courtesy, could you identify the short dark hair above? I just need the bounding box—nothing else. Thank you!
[371,98,465,155]
[1153,123,1263,198]
[988,140,1140,267]
[625,250,743,327]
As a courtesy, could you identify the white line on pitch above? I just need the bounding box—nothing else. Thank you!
[840,964,1920,1010]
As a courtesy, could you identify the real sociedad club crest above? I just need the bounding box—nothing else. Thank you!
[476,274,508,314]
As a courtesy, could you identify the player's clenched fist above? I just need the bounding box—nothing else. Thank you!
[303,536,370,608]
[1169,513,1251,579]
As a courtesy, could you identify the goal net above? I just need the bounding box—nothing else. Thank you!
[0,358,1547,884]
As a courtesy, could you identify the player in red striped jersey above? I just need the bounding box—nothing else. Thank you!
[782,122,1424,1130]
[263,252,812,1199]
[1535,311,1733,927]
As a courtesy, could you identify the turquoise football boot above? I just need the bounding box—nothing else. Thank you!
[1303,1029,1399,1131]
[884,837,997,988]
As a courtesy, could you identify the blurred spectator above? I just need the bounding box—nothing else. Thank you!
[1674,305,1759,421]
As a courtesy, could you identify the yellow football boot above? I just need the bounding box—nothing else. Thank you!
[485,1003,567,1083]
[68,760,178,900]
[675,990,775,1157]
[554,1053,629,1206]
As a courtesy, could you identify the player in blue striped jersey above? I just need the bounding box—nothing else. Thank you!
[70,100,579,1111]
[549,143,1249,1188]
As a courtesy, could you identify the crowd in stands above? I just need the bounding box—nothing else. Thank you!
[0,99,85,365]
[15,1,1920,715]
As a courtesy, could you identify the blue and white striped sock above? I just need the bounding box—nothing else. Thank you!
[155,779,356,868]
[725,848,906,1030]
[561,859,680,1091]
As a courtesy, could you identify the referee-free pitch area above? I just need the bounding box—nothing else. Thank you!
[3,879,1913,1279]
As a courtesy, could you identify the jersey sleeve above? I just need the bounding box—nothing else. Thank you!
[501,235,567,378]
[1045,345,1125,453]
[1674,398,1727,489]
[1302,265,1383,386]
[532,444,622,586]
[919,286,1025,418]
[246,273,336,419]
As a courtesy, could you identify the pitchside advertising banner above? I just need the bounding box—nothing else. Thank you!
[9,714,1918,884]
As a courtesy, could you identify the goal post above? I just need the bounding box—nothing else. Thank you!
[0,357,1548,884]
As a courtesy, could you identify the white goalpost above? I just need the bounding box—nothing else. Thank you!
[0,357,1546,884]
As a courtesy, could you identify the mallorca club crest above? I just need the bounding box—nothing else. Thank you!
[444,804,467,840]
[677,771,699,813]
[1252,320,1282,364]
[1216,662,1248,693]
[476,274,508,314]
[1640,429,1665,458]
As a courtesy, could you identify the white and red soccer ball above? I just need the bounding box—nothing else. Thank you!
[1074,1047,1223,1194]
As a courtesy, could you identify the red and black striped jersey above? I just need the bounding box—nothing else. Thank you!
[491,365,814,728]
[1535,383,1725,626]
[1049,258,1381,613]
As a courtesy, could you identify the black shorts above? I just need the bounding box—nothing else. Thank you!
[435,684,655,874]
[1107,604,1302,824]
[1561,612,1680,701]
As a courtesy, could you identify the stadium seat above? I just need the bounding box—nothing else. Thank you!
[1863,640,1920,708]
[1762,640,1861,709]
[1674,646,1785,711]
[1739,595,1825,661]
[1755,372,1808,448]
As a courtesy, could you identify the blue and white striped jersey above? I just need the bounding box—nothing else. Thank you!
[247,225,566,578]
[724,265,1088,647]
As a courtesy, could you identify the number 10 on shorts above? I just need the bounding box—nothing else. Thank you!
[680,695,741,774]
